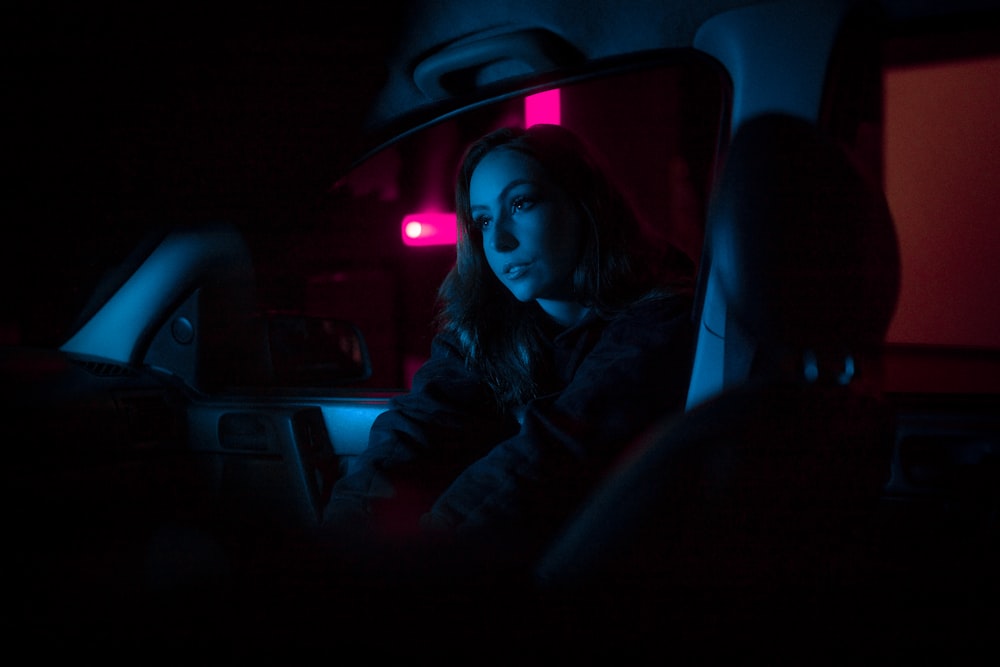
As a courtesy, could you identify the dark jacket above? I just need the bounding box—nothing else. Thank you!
[323,292,693,555]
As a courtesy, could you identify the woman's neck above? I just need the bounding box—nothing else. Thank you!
[535,298,590,328]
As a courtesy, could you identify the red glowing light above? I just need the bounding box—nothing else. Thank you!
[524,89,561,126]
[401,212,458,246]
[401,89,562,249]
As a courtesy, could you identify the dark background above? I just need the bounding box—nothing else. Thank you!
[2,2,411,346]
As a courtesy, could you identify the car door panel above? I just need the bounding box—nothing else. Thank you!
[185,396,390,532]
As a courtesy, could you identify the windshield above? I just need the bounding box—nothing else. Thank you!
[5,55,727,392]
[252,59,726,389]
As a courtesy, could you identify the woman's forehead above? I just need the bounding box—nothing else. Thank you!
[470,149,550,198]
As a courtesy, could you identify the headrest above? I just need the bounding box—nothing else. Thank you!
[710,113,900,353]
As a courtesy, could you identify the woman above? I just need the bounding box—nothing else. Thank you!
[323,124,695,561]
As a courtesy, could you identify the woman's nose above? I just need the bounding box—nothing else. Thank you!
[491,226,518,252]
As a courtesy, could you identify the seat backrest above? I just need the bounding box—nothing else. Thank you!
[535,113,902,641]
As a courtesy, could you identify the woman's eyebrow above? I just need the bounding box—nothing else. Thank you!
[471,178,535,211]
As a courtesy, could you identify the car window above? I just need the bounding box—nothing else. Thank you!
[884,54,1000,349]
[880,24,1000,393]
[247,57,726,390]
[3,54,725,393]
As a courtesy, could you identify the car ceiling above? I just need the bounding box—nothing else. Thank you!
[364,0,1000,140]
[6,1,995,258]
[364,0,759,135]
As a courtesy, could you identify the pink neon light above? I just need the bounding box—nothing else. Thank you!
[402,89,561,249]
[524,89,561,126]
[401,212,458,246]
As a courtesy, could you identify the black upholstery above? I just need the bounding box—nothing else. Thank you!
[534,113,902,649]
[712,111,899,366]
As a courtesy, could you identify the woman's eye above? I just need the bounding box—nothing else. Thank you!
[511,196,533,213]
[474,215,492,230]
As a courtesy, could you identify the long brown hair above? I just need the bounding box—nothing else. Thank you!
[437,124,692,406]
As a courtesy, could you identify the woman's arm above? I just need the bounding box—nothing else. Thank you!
[423,295,694,544]
[322,333,519,537]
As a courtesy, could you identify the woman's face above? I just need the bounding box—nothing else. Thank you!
[469,148,586,321]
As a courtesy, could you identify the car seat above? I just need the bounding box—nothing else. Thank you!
[534,112,902,650]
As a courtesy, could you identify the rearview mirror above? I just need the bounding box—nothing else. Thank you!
[265,313,372,386]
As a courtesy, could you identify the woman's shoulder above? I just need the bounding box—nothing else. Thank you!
[589,290,694,350]
[405,329,498,402]
[615,288,693,324]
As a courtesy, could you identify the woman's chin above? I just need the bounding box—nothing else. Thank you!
[503,285,537,303]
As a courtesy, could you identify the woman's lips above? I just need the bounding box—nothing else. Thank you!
[503,261,531,279]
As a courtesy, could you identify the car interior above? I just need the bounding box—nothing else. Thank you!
[4,0,999,659]
[535,109,940,649]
